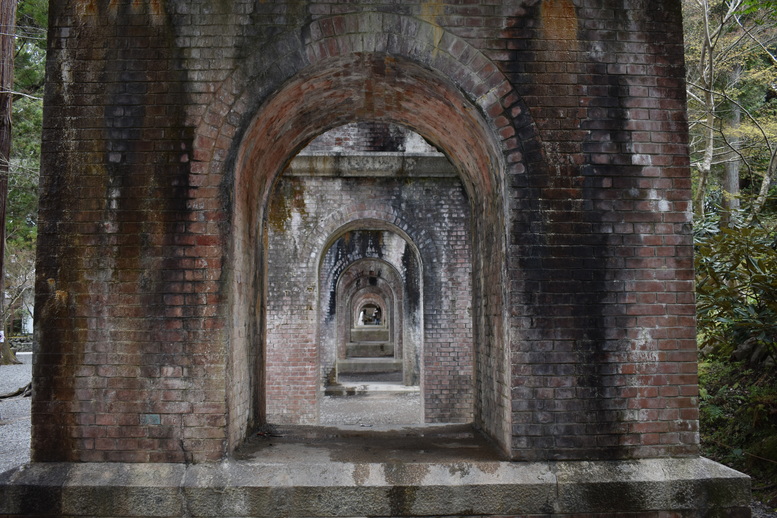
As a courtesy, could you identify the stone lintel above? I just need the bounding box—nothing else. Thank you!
[0,457,750,517]
[285,153,456,178]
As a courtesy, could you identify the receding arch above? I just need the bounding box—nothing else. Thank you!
[353,300,386,328]
[210,13,541,455]
[317,220,424,389]
[336,260,405,385]
[230,50,516,454]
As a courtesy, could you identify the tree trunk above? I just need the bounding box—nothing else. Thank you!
[0,0,18,365]
[721,152,740,224]
[721,66,742,228]
[694,87,716,217]
[750,146,777,220]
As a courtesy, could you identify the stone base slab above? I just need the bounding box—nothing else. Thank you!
[0,457,749,517]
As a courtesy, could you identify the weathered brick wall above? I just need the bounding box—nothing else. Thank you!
[35,1,230,463]
[505,1,696,461]
[35,0,695,462]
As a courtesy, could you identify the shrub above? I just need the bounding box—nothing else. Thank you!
[699,359,777,503]
[695,216,777,364]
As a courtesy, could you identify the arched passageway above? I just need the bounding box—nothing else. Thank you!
[265,121,474,425]
[232,52,514,451]
[334,257,404,386]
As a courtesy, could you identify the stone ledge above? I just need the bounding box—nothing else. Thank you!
[0,457,749,517]
[285,153,456,178]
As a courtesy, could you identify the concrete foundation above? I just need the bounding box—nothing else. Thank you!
[0,440,750,517]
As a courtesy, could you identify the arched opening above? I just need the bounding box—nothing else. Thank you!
[339,263,400,384]
[323,252,409,393]
[355,303,382,327]
[230,52,511,453]
[266,118,472,425]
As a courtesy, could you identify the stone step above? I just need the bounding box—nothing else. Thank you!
[346,342,394,357]
[337,358,402,374]
[350,327,390,342]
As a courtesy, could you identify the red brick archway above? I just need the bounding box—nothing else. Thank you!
[24,1,718,489]
[231,51,518,453]
[22,7,743,512]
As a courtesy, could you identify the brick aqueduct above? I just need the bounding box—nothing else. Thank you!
[0,1,752,516]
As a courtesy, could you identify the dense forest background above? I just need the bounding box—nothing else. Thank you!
[0,0,775,504]
[1,0,44,362]
[684,0,777,503]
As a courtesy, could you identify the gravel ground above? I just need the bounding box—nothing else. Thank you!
[0,359,774,518]
[0,352,32,475]
[320,389,422,426]
[754,500,777,518]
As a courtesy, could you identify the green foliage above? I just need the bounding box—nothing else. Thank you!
[11,95,41,160]
[683,0,777,216]
[1,0,46,349]
[14,0,47,96]
[695,212,777,362]
[740,0,777,20]
[699,359,777,501]
[7,0,46,249]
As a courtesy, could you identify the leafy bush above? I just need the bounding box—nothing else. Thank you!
[699,359,777,502]
[695,214,777,364]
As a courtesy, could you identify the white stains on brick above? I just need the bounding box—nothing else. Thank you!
[632,154,653,166]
